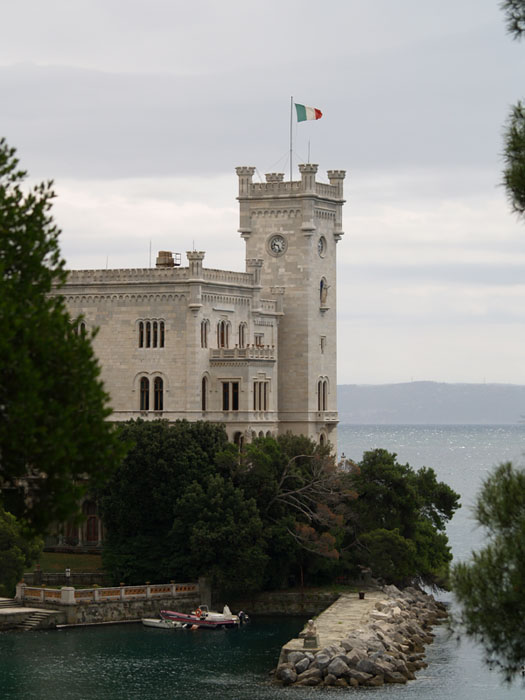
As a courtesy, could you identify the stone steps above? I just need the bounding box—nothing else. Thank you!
[0,598,21,609]
[15,610,55,631]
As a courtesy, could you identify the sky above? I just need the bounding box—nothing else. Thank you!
[2,0,525,384]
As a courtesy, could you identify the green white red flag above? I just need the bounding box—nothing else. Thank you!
[295,103,323,122]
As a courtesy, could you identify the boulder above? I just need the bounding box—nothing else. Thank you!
[365,675,385,687]
[294,657,310,674]
[296,668,322,684]
[384,671,408,684]
[313,652,331,671]
[275,664,297,685]
[327,657,350,678]
[287,651,305,666]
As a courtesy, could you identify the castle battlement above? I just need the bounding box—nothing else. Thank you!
[236,164,345,201]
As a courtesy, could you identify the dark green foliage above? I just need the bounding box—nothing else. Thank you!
[347,449,460,587]
[502,101,525,218]
[101,424,459,593]
[451,462,525,680]
[0,508,42,596]
[100,420,261,590]
[501,0,525,39]
[0,139,125,531]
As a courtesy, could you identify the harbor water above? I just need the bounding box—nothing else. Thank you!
[1,424,524,699]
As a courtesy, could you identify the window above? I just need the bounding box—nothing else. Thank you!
[222,381,239,411]
[73,321,87,336]
[320,277,329,305]
[154,377,163,411]
[253,381,269,411]
[320,336,326,354]
[317,378,328,411]
[238,323,247,348]
[138,319,165,348]
[140,377,149,410]
[254,333,264,347]
[201,320,209,348]
[201,376,208,411]
[217,320,229,348]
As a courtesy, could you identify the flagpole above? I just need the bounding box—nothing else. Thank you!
[290,96,293,183]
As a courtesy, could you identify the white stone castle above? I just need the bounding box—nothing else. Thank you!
[61,163,345,449]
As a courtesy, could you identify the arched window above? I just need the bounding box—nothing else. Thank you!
[317,380,322,411]
[159,321,165,348]
[239,323,247,348]
[145,321,151,348]
[139,321,144,348]
[320,277,329,305]
[153,321,158,348]
[320,433,326,447]
[323,380,328,410]
[201,320,209,348]
[80,322,86,335]
[217,320,229,348]
[154,377,163,411]
[140,377,149,410]
[201,376,208,411]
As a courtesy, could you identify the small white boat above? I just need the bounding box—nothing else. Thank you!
[160,604,249,629]
[142,617,183,630]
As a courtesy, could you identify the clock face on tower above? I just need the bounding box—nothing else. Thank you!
[318,236,327,257]
[268,234,287,256]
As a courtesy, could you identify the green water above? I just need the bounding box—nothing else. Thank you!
[0,617,306,699]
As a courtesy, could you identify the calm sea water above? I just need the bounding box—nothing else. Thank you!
[1,425,524,699]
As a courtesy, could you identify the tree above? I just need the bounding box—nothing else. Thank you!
[451,461,525,681]
[0,139,125,530]
[100,420,266,592]
[501,0,525,39]
[500,2,525,218]
[0,507,42,596]
[346,449,460,588]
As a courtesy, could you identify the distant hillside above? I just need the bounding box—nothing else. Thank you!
[337,382,525,425]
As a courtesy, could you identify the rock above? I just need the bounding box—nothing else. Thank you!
[287,651,305,666]
[346,648,367,667]
[327,657,350,678]
[314,652,331,670]
[275,664,297,685]
[347,677,359,687]
[365,674,385,686]
[347,669,373,684]
[296,668,322,684]
[384,671,408,684]
[323,673,336,686]
[294,657,310,674]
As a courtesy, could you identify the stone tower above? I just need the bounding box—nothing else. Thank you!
[236,164,345,446]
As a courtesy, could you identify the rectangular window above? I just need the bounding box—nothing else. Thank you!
[254,333,264,347]
[222,381,239,411]
[320,336,326,354]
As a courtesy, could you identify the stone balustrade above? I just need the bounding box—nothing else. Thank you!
[16,582,198,607]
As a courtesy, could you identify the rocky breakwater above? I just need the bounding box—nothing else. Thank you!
[274,585,448,688]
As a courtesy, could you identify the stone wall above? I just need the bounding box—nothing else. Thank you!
[225,590,339,616]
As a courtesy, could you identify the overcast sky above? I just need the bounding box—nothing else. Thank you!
[2,0,525,384]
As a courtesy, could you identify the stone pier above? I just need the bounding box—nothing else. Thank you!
[275,585,448,688]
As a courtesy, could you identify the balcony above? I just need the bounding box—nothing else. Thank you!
[210,346,276,363]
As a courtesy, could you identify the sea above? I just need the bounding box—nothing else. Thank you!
[1,424,524,699]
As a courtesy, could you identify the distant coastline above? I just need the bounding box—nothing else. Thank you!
[338,381,525,425]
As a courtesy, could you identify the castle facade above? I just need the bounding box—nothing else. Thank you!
[60,163,345,449]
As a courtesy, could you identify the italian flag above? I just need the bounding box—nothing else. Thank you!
[295,103,323,122]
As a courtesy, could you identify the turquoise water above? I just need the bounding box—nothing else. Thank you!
[1,425,525,698]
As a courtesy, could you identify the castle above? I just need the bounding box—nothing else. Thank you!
[61,163,345,453]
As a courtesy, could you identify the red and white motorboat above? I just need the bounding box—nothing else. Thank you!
[160,604,248,629]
